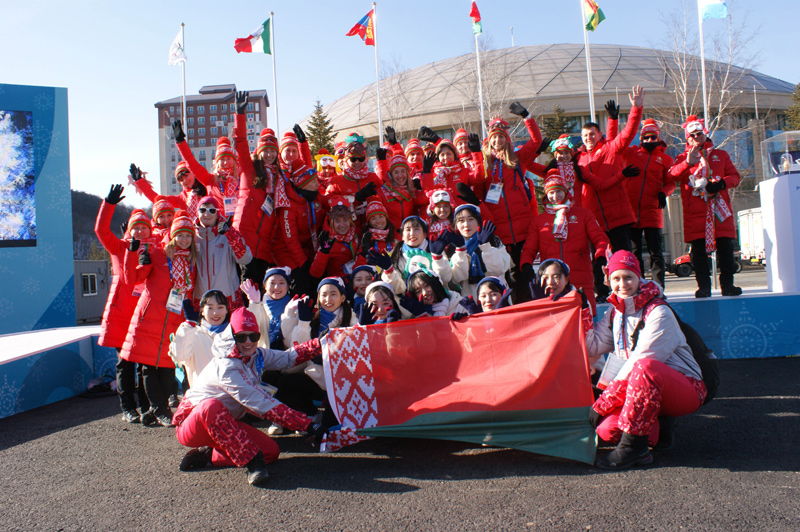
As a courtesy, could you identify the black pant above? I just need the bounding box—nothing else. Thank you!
[504,241,531,302]
[630,227,666,287]
[690,237,737,290]
[592,225,632,299]
[241,258,270,288]
[141,365,176,412]
[116,353,150,413]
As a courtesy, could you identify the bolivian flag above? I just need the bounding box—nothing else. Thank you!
[320,292,598,464]
[584,0,606,32]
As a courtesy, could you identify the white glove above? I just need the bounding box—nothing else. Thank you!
[240,279,262,304]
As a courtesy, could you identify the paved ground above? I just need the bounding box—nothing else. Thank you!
[663,265,766,294]
[1,356,798,532]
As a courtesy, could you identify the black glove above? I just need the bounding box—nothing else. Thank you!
[385,126,397,145]
[496,289,513,309]
[509,101,529,119]
[354,181,377,203]
[357,302,374,325]
[604,100,620,120]
[366,249,393,270]
[530,278,547,300]
[376,147,388,161]
[216,219,231,235]
[705,179,726,194]
[307,422,332,448]
[385,309,401,323]
[476,221,495,245]
[576,287,590,309]
[456,182,481,206]
[422,153,437,174]
[537,136,552,155]
[412,177,422,190]
[120,221,128,236]
[172,120,185,143]
[418,126,440,144]
[297,296,315,322]
[106,184,125,205]
[589,408,602,428]
[138,248,151,265]
[130,163,144,182]
[657,191,667,209]
[428,230,452,256]
[399,292,431,317]
[459,296,482,315]
[450,312,469,321]
[467,133,481,153]
[360,232,373,257]
[128,238,140,252]
[292,124,306,144]
[621,165,641,178]
[318,230,333,254]
[182,299,200,322]
[235,90,249,115]
[520,263,535,285]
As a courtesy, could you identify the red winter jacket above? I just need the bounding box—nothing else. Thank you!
[176,140,239,214]
[520,205,609,311]
[374,159,428,232]
[478,117,542,245]
[527,159,624,209]
[575,105,643,231]
[422,153,484,208]
[232,113,277,263]
[309,237,360,279]
[272,187,325,269]
[669,140,740,242]
[94,201,140,349]
[622,144,675,229]
[120,246,190,368]
[130,177,205,222]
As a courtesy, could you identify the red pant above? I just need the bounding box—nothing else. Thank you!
[175,398,279,467]
[596,359,706,445]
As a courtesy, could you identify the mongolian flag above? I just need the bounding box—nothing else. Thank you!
[346,9,375,46]
[584,0,606,32]
[470,1,482,35]
[320,293,598,464]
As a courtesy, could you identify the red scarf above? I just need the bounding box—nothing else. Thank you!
[332,226,358,259]
[343,164,369,182]
[382,183,411,203]
[557,162,578,199]
[369,227,391,241]
[217,167,239,199]
[544,200,573,241]
[170,248,194,295]
[432,162,462,188]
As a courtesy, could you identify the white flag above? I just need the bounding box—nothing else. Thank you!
[168,29,186,65]
[698,0,728,20]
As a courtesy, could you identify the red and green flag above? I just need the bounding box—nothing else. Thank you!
[470,1,482,35]
[234,19,271,54]
[320,293,597,464]
[584,0,606,32]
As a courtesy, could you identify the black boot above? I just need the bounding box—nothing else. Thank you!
[721,285,742,296]
[596,432,653,470]
[245,451,270,487]
[179,447,213,471]
[694,287,711,298]
[654,416,676,451]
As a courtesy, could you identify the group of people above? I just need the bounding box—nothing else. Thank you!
[94,86,731,484]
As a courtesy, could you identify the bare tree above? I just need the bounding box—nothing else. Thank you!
[379,53,414,141]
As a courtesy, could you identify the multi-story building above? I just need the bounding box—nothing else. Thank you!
[154,84,269,195]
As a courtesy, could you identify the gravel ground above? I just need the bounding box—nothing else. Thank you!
[1,357,799,532]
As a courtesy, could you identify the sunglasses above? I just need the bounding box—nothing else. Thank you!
[233,332,261,343]
[198,207,217,214]
[349,157,366,163]
[689,131,705,138]
[176,172,189,181]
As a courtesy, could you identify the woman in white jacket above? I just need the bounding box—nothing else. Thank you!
[449,204,510,298]
[172,307,324,487]
[585,251,707,470]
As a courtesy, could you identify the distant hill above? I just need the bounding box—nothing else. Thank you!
[72,190,138,260]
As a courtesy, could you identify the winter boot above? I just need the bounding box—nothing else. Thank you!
[721,285,742,296]
[654,416,676,451]
[140,408,157,426]
[596,432,653,470]
[179,447,213,471]
[695,287,712,298]
[245,451,270,487]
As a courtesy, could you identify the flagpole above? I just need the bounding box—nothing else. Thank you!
[697,1,710,126]
[270,13,280,136]
[580,2,597,123]
[372,2,384,145]
[181,23,187,128]
[474,32,486,138]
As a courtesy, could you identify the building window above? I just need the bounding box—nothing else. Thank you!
[247,113,254,121]
[255,103,259,111]
[187,107,193,114]
[199,127,205,135]
[170,152,175,161]
[170,106,175,114]
[198,105,205,113]
[221,115,228,123]
[255,113,260,123]
[211,127,218,134]
[248,134,255,141]
[199,138,206,146]
[221,104,227,112]
[198,116,205,125]
[188,128,194,136]
[247,102,254,111]
[247,124,254,131]
[222,126,228,134]
[188,117,194,126]
[198,151,206,161]
[189,140,194,146]
[210,115,217,123]
[210,105,217,112]
[81,274,97,297]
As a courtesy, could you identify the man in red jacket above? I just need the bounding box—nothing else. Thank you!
[622,119,675,287]
[669,116,741,298]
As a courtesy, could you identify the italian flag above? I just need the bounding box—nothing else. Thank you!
[234,19,271,54]
[584,0,606,32]
[320,293,598,464]
[469,1,482,35]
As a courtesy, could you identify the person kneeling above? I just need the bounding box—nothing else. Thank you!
[584,251,706,470]
[172,307,326,487]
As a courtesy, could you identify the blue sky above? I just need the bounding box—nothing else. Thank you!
[2,0,796,209]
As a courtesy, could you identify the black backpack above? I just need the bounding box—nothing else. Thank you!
[628,300,719,405]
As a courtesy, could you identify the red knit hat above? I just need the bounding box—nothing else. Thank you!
[641,119,661,141]
[153,195,175,222]
[365,196,388,222]
[543,171,569,196]
[453,128,469,145]
[127,209,152,232]
[170,210,195,240]
[198,195,221,211]
[290,159,317,188]
[174,160,190,178]
[388,153,410,175]
[256,128,278,156]
[488,117,511,144]
[328,195,353,213]
[435,138,458,158]
[230,307,259,334]
[607,250,642,278]
[280,131,300,153]
[405,138,423,157]
[214,137,236,163]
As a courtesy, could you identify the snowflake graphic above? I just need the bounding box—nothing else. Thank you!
[720,306,782,359]
[33,122,52,157]
[0,297,13,319]
[33,92,54,112]
[35,242,57,265]
[45,129,63,158]
[21,278,41,296]
[0,375,19,418]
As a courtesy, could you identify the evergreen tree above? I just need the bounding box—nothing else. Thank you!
[306,100,336,155]
[541,105,571,147]
[787,83,800,131]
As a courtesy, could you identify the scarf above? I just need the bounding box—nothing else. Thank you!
[464,233,485,284]
[544,200,573,241]
[332,226,358,260]
[369,227,391,241]
[271,166,291,210]
[428,219,451,240]
[400,241,432,279]
[208,322,228,334]
[353,296,365,315]
[689,149,731,253]
[382,183,412,203]
[432,162,462,187]
[319,307,341,336]
[607,280,663,359]
[169,248,194,295]
[265,294,290,343]
[343,164,369,182]
[431,298,450,317]
[217,167,239,198]
[185,191,202,221]
[557,162,578,198]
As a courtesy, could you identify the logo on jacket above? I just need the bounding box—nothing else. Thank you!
[712,155,720,161]
[569,215,578,223]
